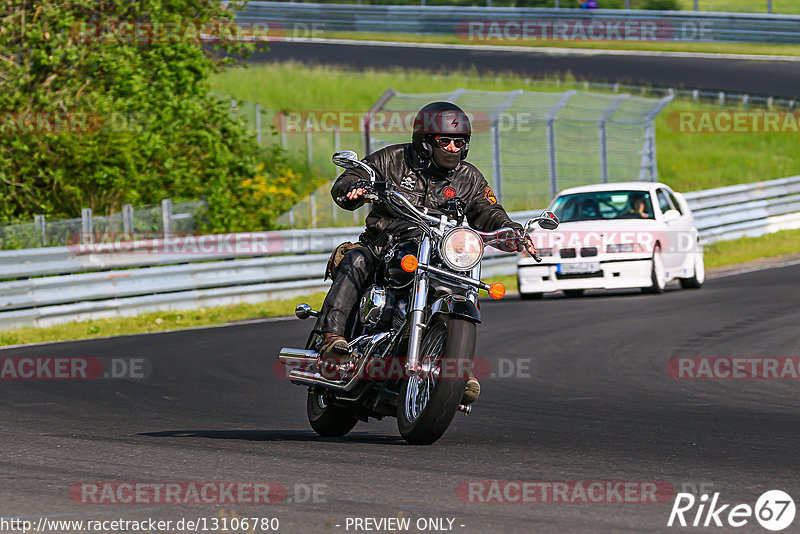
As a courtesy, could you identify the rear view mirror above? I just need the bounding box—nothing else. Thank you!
[537,211,559,230]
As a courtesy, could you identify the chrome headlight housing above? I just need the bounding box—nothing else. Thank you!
[440,228,484,271]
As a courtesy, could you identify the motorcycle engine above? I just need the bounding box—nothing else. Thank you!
[359,285,389,327]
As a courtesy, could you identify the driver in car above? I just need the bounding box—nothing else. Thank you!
[314,101,536,405]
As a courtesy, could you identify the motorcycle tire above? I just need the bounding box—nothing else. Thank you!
[397,316,476,445]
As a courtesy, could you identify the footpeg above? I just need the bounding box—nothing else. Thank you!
[458,404,472,415]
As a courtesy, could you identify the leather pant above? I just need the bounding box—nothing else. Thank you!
[314,247,376,336]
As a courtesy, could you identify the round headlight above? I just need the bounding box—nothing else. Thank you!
[440,228,484,271]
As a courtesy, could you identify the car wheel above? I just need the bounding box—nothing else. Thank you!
[642,245,666,294]
[520,292,543,300]
[563,289,585,298]
[680,251,705,289]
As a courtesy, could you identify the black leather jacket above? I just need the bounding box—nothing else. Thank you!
[331,143,522,251]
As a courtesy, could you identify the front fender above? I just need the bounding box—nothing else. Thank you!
[429,295,481,324]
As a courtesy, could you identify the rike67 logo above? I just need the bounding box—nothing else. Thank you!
[668,490,795,531]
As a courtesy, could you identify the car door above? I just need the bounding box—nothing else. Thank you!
[655,188,688,272]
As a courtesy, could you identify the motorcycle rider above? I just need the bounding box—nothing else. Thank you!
[314,101,536,404]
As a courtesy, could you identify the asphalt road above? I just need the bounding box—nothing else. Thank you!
[3,263,800,532]
[251,40,800,98]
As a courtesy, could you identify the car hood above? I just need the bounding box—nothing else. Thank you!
[549,219,663,232]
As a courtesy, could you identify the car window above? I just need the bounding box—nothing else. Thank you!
[667,191,684,215]
[550,191,654,222]
[656,189,674,214]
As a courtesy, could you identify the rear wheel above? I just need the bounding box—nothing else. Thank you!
[642,245,666,294]
[307,391,359,438]
[397,317,475,445]
[564,289,585,298]
[680,251,705,289]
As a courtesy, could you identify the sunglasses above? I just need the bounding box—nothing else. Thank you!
[435,136,467,149]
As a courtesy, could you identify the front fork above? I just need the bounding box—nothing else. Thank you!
[405,237,431,375]
[405,237,482,374]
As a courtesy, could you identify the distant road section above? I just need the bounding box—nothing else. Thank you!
[249,39,800,98]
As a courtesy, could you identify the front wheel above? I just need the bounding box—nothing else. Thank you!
[642,245,666,294]
[397,317,476,445]
[307,391,359,438]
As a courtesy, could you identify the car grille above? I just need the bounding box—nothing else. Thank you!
[555,271,604,280]
[580,247,598,257]
[560,248,576,258]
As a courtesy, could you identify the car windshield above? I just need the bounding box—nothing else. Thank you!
[550,191,655,222]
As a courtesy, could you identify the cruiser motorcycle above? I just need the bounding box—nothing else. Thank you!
[277,150,559,445]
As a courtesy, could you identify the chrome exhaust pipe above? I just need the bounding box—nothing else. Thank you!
[278,348,318,370]
[283,332,394,392]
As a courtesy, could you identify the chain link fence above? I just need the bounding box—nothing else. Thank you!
[269,88,671,226]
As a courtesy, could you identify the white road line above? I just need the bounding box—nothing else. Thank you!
[284,37,800,62]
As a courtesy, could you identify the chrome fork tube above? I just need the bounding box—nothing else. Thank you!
[406,237,431,374]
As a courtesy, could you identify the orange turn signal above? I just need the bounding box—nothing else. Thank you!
[400,254,419,272]
[488,282,506,300]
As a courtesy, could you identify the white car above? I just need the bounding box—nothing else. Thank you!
[517,182,704,299]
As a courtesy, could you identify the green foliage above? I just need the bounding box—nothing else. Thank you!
[643,0,682,9]
[0,0,301,232]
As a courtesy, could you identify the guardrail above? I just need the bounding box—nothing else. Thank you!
[0,175,798,329]
[237,2,800,44]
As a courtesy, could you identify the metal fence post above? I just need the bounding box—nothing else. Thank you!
[598,95,629,184]
[311,193,317,229]
[81,208,93,244]
[161,198,173,235]
[280,111,287,148]
[122,204,134,234]
[694,0,699,10]
[333,126,340,224]
[768,0,772,13]
[34,214,46,247]
[546,91,577,198]
[489,90,522,203]
[255,103,262,145]
[231,98,236,119]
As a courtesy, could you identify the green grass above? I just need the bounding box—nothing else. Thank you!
[313,30,800,57]
[210,62,800,197]
[678,0,800,13]
[1,228,797,347]
[703,228,800,269]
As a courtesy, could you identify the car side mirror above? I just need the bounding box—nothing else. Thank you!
[663,209,680,222]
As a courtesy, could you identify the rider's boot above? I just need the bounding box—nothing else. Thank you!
[318,332,349,358]
[461,376,481,405]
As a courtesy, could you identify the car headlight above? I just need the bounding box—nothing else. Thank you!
[440,228,484,271]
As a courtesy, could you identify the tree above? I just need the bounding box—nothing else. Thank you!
[0,0,291,232]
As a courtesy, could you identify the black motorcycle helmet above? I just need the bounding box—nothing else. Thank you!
[411,101,471,175]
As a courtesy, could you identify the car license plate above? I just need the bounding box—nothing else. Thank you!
[558,262,601,274]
